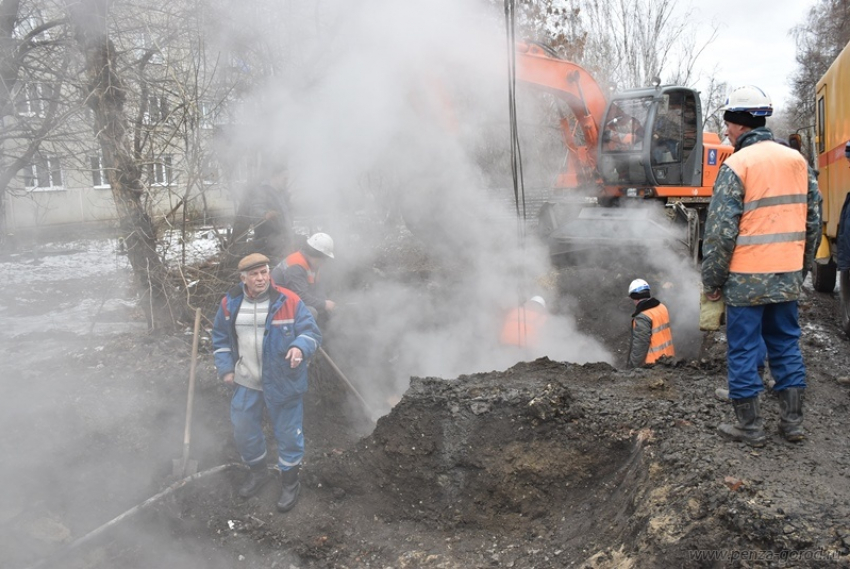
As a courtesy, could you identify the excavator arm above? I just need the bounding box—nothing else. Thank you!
[515,42,608,187]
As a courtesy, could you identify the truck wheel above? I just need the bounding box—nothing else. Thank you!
[811,258,837,292]
[840,270,850,338]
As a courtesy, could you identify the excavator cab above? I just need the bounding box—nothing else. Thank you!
[598,87,702,189]
[542,86,706,263]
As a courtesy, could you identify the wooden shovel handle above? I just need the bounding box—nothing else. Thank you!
[182,308,202,448]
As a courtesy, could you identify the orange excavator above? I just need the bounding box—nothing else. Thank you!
[514,42,732,262]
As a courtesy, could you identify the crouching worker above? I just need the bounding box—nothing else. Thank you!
[212,253,322,513]
[500,295,549,351]
[626,279,675,368]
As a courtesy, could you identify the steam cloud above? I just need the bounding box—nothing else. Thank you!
[220,0,701,410]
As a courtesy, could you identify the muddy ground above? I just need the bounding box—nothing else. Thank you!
[3,228,850,569]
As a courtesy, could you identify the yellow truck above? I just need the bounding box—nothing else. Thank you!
[813,39,850,336]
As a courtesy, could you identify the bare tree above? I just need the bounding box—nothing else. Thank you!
[0,0,75,239]
[504,0,588,61]
[698,72,727,136]
[580,0,711,90]
[63,0,175,328]
[788,0,850,127]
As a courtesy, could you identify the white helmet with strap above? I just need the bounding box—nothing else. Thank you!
[306,232,334,259]
[721,85,773,117]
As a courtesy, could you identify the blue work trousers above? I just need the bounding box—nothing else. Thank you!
[230,385,305,471]
[726,302,806,400]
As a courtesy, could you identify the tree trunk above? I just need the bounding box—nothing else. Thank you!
[65,0,173,329]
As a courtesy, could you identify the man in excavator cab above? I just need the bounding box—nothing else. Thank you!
[651,93,684,164]
[602,112,645,152]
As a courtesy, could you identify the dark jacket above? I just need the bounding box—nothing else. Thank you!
[232,182,294,261]
[627,297,674,368]
[272,251,330,320]
[838,193,850,271]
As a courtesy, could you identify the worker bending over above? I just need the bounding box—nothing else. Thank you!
[626,279,675,368]
[500,295,549,350]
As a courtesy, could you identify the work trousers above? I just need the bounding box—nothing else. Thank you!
[230,384,305,471]
[726,302,806,400]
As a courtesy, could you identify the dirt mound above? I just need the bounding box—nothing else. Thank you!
[132,351,849,569]
[8,326,850,569]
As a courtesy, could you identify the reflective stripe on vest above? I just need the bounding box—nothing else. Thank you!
[283,251,316,284]
[724,141,808,274]
[634,304,675,364]
[500,307,547,348]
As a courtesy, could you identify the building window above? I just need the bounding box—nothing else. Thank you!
[232,157,249,183]
[198,100,214,129]
[90,155,110,188]
[126,31,163,65]
[23,154,63,190]
[14,8,44,39]
[201,157,220,185]
[144,95,169,124]
[149,155,173,185]
[16,83,45,117]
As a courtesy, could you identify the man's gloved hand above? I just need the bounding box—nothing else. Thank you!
[704,288,722,302]
[700,289,725,331]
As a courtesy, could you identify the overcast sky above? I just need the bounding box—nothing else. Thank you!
[681,0,818,110]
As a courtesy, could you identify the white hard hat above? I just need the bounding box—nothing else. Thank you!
[721,85,773,117]
[628,278,650,297]
[529,295,546,308]
[306,232,334,259]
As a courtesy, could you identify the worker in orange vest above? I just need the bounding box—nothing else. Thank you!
[499,296,548,350]
[702,85,821,447]
[271,233,336,326]
[626,279,675,368]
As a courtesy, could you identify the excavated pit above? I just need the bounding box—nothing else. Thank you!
[315,360,648,539]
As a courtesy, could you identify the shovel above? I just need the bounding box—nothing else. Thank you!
[173,307,202,478]
[317,347,379,422]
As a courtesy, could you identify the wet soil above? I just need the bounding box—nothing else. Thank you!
[3,230,850,569]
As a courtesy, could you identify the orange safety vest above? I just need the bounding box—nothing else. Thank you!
[500,306,547,348]
[633,303,675,364]
[723,142,809,274]
[282,251,317,284]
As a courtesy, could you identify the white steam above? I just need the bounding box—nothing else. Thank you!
[223,0,706,411]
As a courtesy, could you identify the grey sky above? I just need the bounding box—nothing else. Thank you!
[681,0,818,109]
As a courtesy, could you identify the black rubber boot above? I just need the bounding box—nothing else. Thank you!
[778,387,805,442]
[718,397,767,447]
[716,370,775,403]
[277,466,301,513]
[238,463,271,499]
